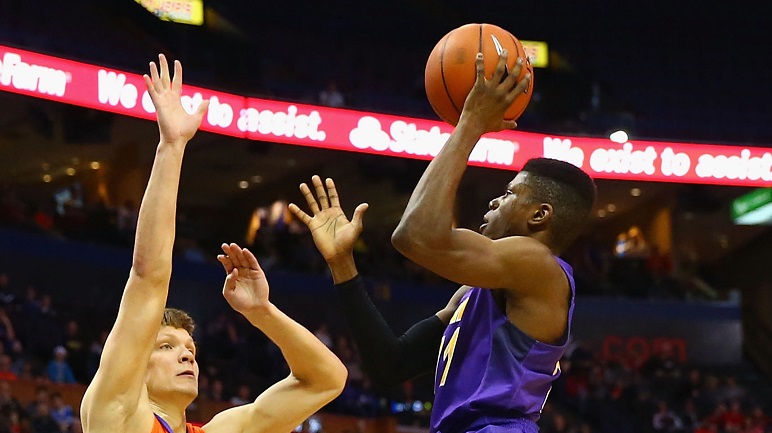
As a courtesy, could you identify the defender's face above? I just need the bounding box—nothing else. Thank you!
[146,326,199,401]
[480,172,535,240]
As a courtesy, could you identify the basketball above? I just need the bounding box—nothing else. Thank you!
[425,23,534,126]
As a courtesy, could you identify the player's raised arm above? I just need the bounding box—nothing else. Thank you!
[288,176,456,390]
[80,55,209,433]
[202,244,346,433]
[391,51,550,292]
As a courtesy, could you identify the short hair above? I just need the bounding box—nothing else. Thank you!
[161,308,195,336]
[520,158,597,251]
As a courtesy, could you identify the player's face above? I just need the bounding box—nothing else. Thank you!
[480,172,535,240]
[146,326,199,402]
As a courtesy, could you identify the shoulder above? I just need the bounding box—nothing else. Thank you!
[495,235,553,254]
[495,237,565,286]
[80,383,155,433]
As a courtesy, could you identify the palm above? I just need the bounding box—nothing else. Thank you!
[306,207,359,262]
[155,98,203,144]
[224,266,269,312]
[289,176,368,263]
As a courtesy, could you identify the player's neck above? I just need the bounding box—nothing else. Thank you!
[529,232,559,255]
[150,399,187,433]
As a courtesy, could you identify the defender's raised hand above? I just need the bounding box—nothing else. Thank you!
[217,243,270,315]
[143,54,209,146]
[288,176,368,264]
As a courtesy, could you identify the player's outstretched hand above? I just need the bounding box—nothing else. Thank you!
[143,53,209,146]
[217,243,270,315]
[289,176,368,264]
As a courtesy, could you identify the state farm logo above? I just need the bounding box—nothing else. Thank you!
[349,117,518,166]
[0,52,70,97]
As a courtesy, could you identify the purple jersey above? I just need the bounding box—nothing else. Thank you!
[430,257,576,433]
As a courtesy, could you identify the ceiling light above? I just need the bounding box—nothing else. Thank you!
[251,175,263,184]
[90,161,101,170]
[65,168,76,176]
[607,204,616,212]
[630,188,641,197]
[238,181,249,189]
[597,209,607,217]
[42,174,52,183]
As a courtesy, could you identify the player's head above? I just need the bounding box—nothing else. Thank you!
[145,308,199,407]
[482,158,596,253]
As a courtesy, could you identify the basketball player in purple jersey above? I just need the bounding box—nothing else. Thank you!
[290,49,595,433]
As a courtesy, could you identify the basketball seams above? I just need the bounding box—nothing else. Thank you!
[439,31,463,119]
[478,23,483,53]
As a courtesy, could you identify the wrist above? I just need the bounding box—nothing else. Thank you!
[327,254,358,284]
[456,115,486,137]
[158,138,188,150]
[240,303,276,324]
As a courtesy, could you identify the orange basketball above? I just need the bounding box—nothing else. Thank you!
[425,23,534,126]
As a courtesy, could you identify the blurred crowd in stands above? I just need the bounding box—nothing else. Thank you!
[545,340,772,433]
[0,183,735,303]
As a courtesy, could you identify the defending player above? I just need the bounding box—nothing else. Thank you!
[80,55,346,433]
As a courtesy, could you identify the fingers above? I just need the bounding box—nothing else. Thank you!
[502,120,518,130]
[158,53,171,87]
[506,72,531,102]
[299,182,320,214]
[326,178,340,208]
[502,57,524,92]
[492,49,508,84]
[194,99,210,123]
[221,243,263,271]
[242,247,262,271]
[142,74,155,95]
[516,73,532,95]
[221,243,246,268]
[351,203,369,230]
[223,267,238,291]
[172,59,183,94]
[288,203,312,226]
[474,52,485,85]
[229,243,248,268]
[148,61,161,93]
[312,175,329,210]
[217,251,234,274]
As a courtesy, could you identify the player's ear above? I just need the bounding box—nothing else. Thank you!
[529,203,553,229]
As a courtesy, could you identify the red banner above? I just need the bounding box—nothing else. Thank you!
[1,44,770,187]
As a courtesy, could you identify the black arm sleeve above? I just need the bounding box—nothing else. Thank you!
[335,275,445,391]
